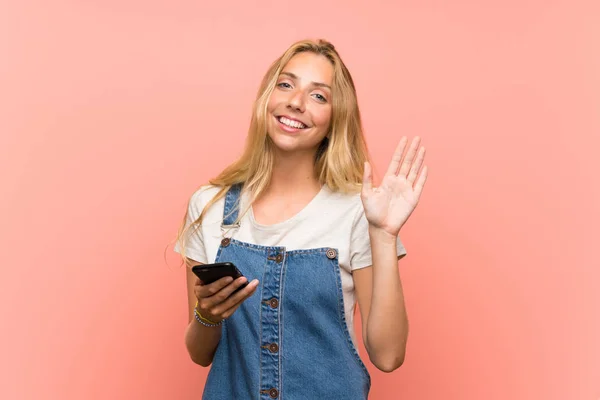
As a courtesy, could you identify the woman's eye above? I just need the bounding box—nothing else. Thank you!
[313,93,327,102]
[277,82,292,89]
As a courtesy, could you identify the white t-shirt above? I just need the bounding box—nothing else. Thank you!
[175,184,407,349]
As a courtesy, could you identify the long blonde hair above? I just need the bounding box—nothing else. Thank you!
[175,39,370,265]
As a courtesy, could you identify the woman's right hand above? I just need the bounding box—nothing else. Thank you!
[194,276,260,323]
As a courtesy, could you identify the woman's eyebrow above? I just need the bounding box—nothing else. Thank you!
[280,71,331,89]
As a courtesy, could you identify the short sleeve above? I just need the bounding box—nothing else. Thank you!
[349,202,407,271]
[174,188,209,264]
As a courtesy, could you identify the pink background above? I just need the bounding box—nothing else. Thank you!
[2,0,599,399]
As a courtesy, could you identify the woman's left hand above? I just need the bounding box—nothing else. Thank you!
[361,136,429,237]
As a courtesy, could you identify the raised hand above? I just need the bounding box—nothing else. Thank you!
[361,136,428,237]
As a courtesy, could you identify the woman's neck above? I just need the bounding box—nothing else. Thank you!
[267,151,321,196]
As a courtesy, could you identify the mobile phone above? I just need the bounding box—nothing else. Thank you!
[191,262,248,293]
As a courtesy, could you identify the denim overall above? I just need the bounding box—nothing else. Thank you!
[202,184,371,399]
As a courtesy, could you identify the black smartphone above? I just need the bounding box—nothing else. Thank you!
[191,262,248,294]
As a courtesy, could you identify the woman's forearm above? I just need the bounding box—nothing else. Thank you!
[184,318,222,367]
[365,225,409,372]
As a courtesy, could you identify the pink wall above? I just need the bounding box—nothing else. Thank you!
[2,1,599,399]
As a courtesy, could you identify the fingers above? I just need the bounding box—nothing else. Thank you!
[397,136,421,177]
[214,276,252,301]
[197,276,234,298]
[413,165,429,199]
[386,137,408,176]
[407,146,426,184]
[197,276,241,308]
[195,276,259,321]
[212,279,260,317]
[220,288,256,319]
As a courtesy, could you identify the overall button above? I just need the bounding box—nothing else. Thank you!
[326,248,337,259]
[261,343,279,353]
[268,298,279,308]
[221,238,231,247]
[260,388,279,398]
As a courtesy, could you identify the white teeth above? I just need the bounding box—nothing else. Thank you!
[279,116,306,129]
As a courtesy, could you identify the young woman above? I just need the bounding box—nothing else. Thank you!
[175,39,428,399]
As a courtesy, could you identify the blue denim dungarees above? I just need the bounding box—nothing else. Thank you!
[202,184,370,399]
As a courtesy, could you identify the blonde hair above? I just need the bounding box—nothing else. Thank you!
[175,39,370,266]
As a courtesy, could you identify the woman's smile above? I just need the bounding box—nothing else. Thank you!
[275,115,310,133]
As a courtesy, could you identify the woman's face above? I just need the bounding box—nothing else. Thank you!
[266,52,333,156]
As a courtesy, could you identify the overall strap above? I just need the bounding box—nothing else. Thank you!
[221,183,243,228]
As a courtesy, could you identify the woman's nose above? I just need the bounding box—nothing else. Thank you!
[287,90,306,112]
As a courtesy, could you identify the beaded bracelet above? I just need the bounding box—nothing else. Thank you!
[194,309,222,327]
[194,300,222,327]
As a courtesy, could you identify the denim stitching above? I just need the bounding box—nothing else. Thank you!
[257,250,265,399]
[227,237,334,255]
[278,250,287,398]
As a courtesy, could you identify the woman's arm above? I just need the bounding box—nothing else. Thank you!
[353,227,408,373]
[355,136,428,372]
